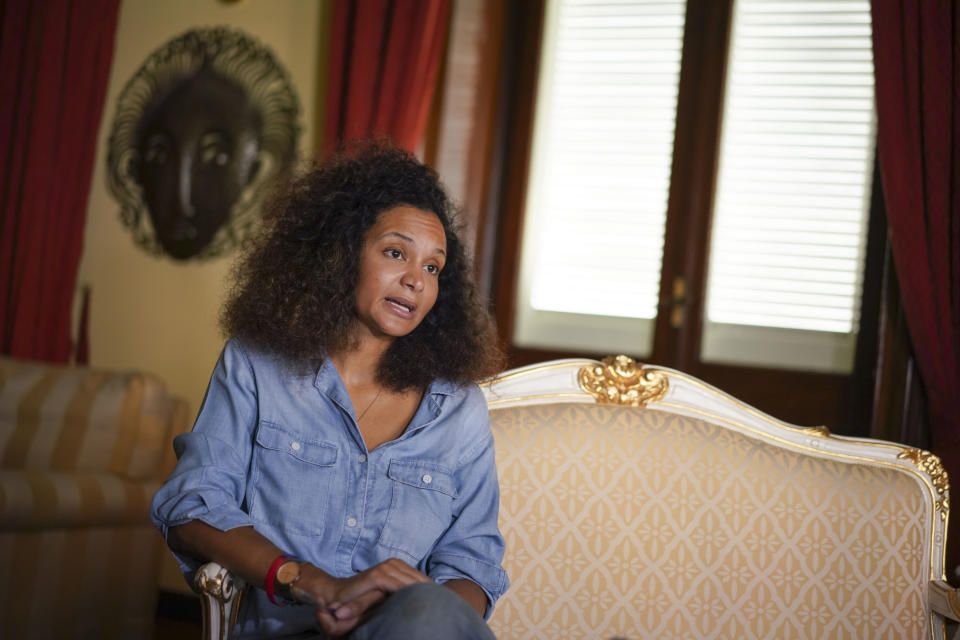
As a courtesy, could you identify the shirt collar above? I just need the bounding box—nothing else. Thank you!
[313,359,458,417]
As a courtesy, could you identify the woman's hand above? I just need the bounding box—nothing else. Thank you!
[295,558,432,636]
[168,522,432,636]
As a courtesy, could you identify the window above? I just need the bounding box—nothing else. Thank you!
[702,0,875,372]
[514,0,686,354]
[512,0,875,375]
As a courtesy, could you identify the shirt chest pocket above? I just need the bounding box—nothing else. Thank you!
[378,460,457,563]
[251,421,338,537]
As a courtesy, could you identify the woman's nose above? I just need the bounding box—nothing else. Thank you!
[401,265,424,291]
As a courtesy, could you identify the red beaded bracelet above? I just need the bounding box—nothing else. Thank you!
[265,554,291,606]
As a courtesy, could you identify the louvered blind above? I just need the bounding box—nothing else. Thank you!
[701,0,875,372]
[514,0,686,354]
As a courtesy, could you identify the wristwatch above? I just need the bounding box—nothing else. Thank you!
[274,559,302,604]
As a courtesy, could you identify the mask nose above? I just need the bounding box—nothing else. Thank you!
[177,153,195,221]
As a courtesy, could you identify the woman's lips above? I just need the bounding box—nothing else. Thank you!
[385,297,416,316]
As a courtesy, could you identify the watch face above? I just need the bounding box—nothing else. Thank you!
[276,561,300,585]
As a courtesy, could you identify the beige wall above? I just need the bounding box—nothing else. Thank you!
[79,0,320,420]
[77,0,323,592]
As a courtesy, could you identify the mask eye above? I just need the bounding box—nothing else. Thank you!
[200,132,231,166]
[143,134,171,165]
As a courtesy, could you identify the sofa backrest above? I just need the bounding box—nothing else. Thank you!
[0,357,189,480]
[483,357,947,640]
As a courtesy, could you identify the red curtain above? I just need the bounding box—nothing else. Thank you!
[325,0,451,153]
[871,1,960,566]
[0,0,120,362]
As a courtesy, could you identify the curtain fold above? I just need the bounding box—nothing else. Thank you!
[870,0,960,566]
[0,0,120,362]
[325,0,451,153]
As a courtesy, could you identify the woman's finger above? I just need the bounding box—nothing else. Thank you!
[366,558,431,586]
[330,588,386,622]
[316,607,360,637]
[336,559,430,602]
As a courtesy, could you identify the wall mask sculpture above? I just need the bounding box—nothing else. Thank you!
[107,27,301,261]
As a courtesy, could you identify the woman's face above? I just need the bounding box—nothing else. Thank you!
[352,206,447,342]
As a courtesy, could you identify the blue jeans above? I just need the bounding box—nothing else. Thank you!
[346,583,497,640]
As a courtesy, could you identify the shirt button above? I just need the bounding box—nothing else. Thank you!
[291,442,301,451]
[422,474,432,484]
[346,517,357,527]
[358,454,367,463]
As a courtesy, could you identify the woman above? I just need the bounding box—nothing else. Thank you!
[150,141,508,639]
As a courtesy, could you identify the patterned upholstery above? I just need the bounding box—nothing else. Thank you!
[190,357,957,640]
[488,402,936,640]
[0,356,190,639]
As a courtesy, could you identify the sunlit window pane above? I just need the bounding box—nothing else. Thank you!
[515,0,686,354]
[702,0,875,372]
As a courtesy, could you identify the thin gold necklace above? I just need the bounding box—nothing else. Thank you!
[356,388,382,423]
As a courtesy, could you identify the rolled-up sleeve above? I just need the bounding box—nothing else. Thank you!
[426,390,509,618]
[150,339,259,574]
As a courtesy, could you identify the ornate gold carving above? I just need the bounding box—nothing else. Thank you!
[195,572,226,600]
[578,356,668,407]
[899,448,950,519]
[195,568,242,604]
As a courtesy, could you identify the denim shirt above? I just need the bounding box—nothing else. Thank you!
[150,338,508,637]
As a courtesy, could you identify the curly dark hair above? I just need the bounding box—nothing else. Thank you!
[221,140,503,390]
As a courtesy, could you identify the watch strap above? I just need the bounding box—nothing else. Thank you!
[265,554,294,606]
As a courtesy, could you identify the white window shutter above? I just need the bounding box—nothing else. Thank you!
[515,0,687,355]
[702,0,876,372]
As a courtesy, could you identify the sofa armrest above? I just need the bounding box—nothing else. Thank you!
[0,357,186,479]
[0,469,158,530]
[194,561,246,640]
[930,580,960,622]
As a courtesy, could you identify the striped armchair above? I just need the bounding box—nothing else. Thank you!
[0,356,190,639]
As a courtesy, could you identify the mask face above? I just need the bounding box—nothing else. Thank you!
[134,70,262,260]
